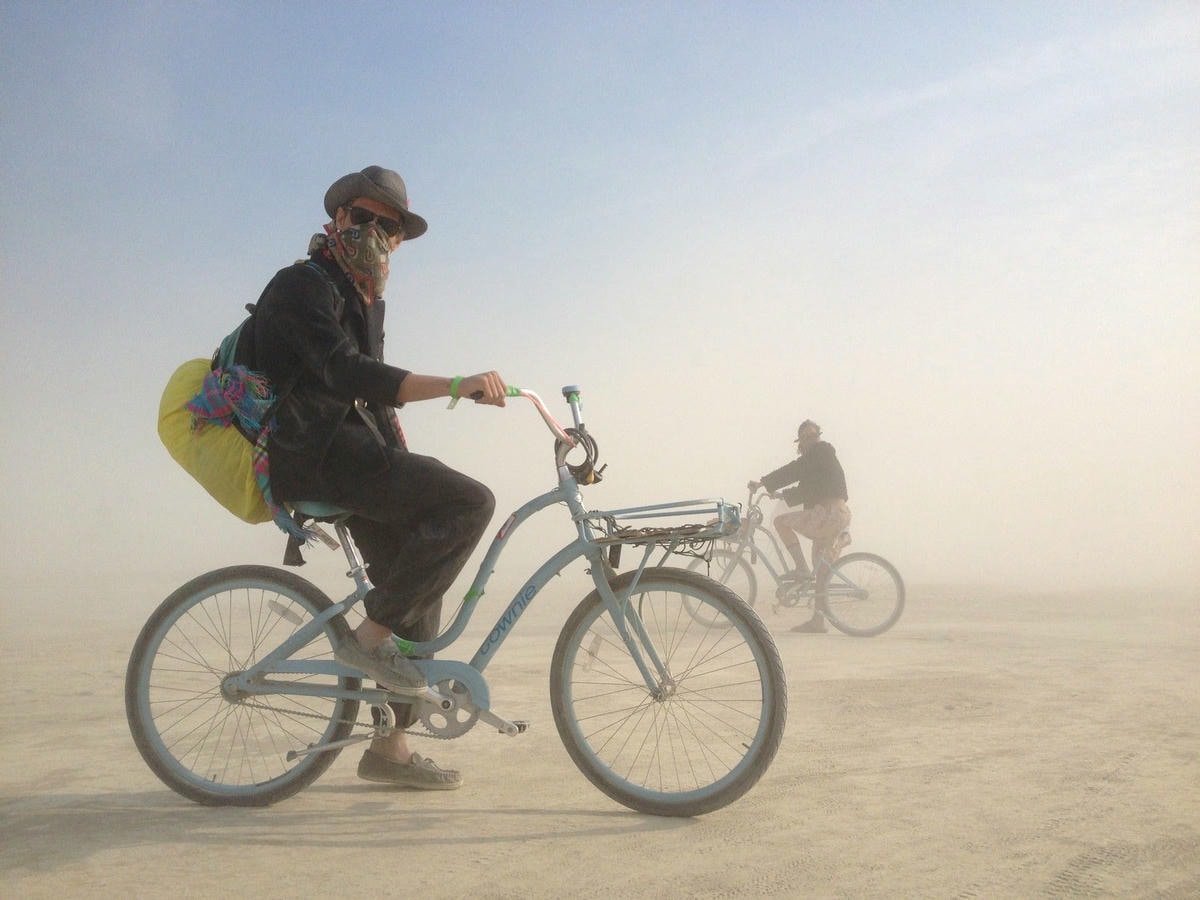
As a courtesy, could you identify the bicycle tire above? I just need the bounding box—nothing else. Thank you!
[685,547,758,618]
[820,552,905,637]
[125,565,360,806]
[550,567,786,817]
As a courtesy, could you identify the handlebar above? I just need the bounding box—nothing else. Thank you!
[745,483,774,505]
[449,384,576,447]
[514,387,576,446]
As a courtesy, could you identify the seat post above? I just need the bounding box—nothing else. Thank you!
[335,521,370,593]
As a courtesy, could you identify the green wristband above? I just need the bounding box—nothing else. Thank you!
[449,375,464,400]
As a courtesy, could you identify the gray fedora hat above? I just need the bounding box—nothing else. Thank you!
[323,165,428,240]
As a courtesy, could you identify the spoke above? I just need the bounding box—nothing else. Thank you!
[248,589,273,663]
[159,632,225,677]
[620,702,662,784]
[674,608,737,687]
[245,593,300,669]
[146,663,221,677]
[680,654,761,685]
[573,698,655,727]
[657,590,703,667]
[205,590,233,673]
[670,693,757,751]
[651,705,666,791]
[149,687,225,722]
[665,695,722,783]
[664,697,714,787]
[567,682,647,703]
[664,697,685,790]
[248,704,291,776]
[169,695,238,766]
[591,693,656,761]
[181,603,232,666]
[228,703,255,786]
[150,647,223,676]
[199,699,241,780]
[674,645,751,685]
[675,681,766,712]
[154,688,226,739]
[578,629,645,687]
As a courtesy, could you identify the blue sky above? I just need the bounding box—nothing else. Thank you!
[1,2,1197,616]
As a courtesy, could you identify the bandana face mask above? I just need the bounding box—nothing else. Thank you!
[326,221,391,301]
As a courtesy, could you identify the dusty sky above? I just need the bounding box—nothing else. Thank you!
[1,2,1196,622]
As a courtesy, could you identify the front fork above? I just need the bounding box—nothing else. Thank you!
[589,545,674,698]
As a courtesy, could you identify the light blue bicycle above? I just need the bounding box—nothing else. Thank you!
[126,386,787,817]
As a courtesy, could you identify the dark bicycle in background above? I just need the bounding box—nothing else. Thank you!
[688,485,905,637]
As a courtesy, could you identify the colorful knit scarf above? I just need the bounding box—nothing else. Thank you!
[186,366,311,541]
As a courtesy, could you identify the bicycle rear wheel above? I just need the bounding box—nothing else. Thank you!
[551,567,786,816]
[125,565,360,806]
[821,552,905,637]
[685,547,758,624]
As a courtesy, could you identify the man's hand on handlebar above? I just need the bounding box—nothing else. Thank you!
[747,480,778,500]
[460,371,508,406]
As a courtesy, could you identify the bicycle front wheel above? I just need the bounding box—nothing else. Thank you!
[125,565,360,806]
[685,547,758,623]
[551,567,786,817]
[821,552,905,637]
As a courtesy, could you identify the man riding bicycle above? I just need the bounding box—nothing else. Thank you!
[749,419,851,634]
[254,166,507,789]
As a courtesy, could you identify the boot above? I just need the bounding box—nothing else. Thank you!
[791,612,828,634]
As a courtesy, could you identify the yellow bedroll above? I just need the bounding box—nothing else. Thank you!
[157,358,271,524]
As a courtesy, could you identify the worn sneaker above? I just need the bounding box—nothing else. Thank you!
[790,614,829,634]
[334,637,426,691]
[357,750,462,790]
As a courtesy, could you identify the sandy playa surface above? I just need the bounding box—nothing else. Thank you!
[2,580,1198,898]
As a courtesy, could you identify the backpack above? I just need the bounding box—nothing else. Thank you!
[157,261,343,533]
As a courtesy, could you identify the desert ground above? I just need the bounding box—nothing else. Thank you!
[2,579,1197,898]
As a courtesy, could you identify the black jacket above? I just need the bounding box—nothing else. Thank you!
[253,253,409,501]
[760,441,848,508]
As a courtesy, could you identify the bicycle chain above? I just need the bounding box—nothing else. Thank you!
[236,698,456,741]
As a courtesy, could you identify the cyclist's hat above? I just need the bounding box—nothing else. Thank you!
[324,166,428,240]
[795,419,821,442]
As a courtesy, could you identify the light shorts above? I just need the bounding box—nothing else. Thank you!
[774,499,852,542]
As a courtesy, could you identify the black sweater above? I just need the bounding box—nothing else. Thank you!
[253,253,409,500]
[760,441,848,508]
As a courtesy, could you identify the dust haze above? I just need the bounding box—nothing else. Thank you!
[1,5,1198,897]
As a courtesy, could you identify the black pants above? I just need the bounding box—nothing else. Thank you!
[320,449,495,727]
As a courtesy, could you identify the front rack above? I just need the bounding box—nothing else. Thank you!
[585,498,741,561]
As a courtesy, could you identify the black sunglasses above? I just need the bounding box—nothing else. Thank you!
[347,206,404,239]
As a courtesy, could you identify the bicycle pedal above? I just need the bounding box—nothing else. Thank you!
[479,709,528,735]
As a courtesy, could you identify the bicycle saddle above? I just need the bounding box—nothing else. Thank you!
[290,500,350,519]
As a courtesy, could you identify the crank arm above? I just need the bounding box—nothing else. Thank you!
[477,708,530,736]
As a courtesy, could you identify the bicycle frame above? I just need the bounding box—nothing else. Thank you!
[728,523,793,588]
[716,489,846,596]
[225,387,740,735]
[722,491,801,586]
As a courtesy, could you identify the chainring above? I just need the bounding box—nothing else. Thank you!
[417,678,480,739]
[774,581,815,610]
